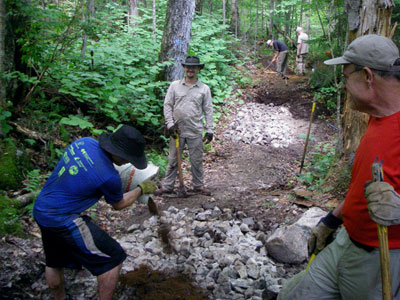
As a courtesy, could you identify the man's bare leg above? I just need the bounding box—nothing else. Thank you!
[45,267,66,300]
[97,263,122,300]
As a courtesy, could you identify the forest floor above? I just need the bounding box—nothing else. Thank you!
[0,59,344,299]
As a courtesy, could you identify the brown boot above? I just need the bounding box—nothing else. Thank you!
[193,186,211,196]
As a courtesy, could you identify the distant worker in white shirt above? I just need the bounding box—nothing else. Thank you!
[296,27,309,75]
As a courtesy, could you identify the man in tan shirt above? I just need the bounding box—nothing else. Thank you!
[158,56,214,196]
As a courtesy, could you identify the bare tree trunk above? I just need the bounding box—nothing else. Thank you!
[158,0,195,81]
[152,0,156,42]
[222,0,226,37]
[269,0,274,38]
[230,0,239,37]
[254,0,258,53]
[208,0,212,15]
[139,0,147,8]
[0,0,6,105]
[195,0,204,15]
[341,0,395,156]
[128,0,139,31]
[81,0,94,59]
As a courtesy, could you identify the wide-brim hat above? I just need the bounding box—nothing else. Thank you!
[182,56,205,69]
[99,125,147,169]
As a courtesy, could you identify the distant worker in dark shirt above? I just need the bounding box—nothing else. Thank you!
[266,39,289,79]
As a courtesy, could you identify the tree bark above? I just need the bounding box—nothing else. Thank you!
[230,0,239,38]
[341,0,394,156]
[158,0,195,82]
[152,0,156,42]
[222,0,226,37]
[0,0,6,105]
[269,0,274,38]
[81,0,94,59]
[128,0,139,30]
[195,0,204,15]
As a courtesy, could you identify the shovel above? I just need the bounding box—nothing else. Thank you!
[174,133,188,197]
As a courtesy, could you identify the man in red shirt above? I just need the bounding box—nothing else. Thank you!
[278,34,400,299]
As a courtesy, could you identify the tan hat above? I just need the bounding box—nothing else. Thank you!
[324,34,400,72]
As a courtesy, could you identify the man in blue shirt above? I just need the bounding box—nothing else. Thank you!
[33,125,157,300]
[267,40,289,80]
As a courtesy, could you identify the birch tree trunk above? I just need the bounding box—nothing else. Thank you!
[341,0,395,156]
[158,0,195,82]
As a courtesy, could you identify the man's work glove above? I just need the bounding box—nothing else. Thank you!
[308,211,343,256]
[365,181,400,226]
[203,132,213,144]
[138,179,157,195]
[168,124,180,138]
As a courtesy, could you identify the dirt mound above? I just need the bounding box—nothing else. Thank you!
[119,265,208,300]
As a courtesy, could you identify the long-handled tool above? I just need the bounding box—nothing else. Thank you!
[174,133,187,197]
[371,160,393,300]
[299,102,316,174]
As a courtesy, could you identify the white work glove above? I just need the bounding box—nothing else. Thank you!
[365,181,400,226]
[308,211,342,255]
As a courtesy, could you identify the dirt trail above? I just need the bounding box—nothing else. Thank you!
[0,66,337,299]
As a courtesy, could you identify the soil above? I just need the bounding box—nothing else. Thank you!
[0,61,341,299]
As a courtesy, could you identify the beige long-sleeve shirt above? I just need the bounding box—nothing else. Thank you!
[164,78,213,138]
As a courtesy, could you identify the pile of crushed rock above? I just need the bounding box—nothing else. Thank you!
[223,102,311,148]
[118,204,289,300]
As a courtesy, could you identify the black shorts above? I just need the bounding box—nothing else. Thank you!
[37,215,126,276]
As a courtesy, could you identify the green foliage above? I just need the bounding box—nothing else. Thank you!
[0,105,13,136]
[298,141,336,192]
[315,86,338,114]
[146,149,169,178]
[60,115,94,131]
[0,195,23,236]
[23,169,48,193]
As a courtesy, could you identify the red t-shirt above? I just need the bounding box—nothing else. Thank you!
[343,111,400,249]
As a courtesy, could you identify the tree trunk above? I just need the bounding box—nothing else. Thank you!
[128,0,139,30]
[222,0,226,37]
[269,0,274,38]
[230,0,239,37]
[208,0,212,15]
[341,0,394,156]
[81,0,94,59]
[0,0,6,105]
[195,0,204,15]
[254,0,258,53]
[152,0,156,42]
[139,0,147,8]
[158,0,195,82]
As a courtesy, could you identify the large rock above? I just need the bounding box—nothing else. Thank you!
[265,207,327,264]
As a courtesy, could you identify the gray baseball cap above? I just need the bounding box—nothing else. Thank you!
[324,34,400,72]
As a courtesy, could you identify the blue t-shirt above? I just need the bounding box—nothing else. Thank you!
[33,137,123,227]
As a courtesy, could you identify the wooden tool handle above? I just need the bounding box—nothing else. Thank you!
[371,159,393,300]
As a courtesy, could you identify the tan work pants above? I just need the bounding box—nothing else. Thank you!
[162,135,204,190]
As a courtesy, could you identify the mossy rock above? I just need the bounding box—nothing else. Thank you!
[0,140,33,190]
[0,195,23,236]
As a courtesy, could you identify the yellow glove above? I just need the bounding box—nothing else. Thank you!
[138,179,157,195]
